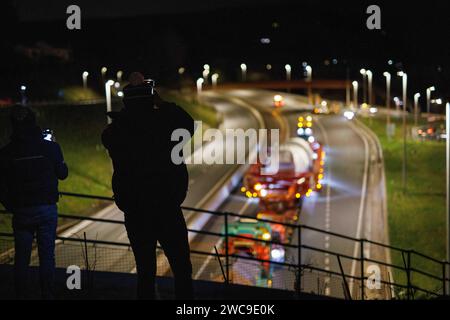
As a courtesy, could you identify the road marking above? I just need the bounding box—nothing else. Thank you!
[315,117,332,296]
[347,121,370,296]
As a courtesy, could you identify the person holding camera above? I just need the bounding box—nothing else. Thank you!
[102,72,195,299]
[0,104,68,299]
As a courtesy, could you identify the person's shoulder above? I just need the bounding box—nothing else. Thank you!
[42,140,62,153]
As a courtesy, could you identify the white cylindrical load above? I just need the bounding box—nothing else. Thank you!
[279,144,310,175]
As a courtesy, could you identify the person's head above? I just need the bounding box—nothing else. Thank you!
[128,72,145,86]
[10,104,36,130]
[122,72,155,110]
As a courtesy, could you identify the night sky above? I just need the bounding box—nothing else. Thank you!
[3,0,450,103]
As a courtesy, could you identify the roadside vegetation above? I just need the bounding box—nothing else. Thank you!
[360,114,446,296]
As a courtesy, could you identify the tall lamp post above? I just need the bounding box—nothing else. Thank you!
[116,70,123,82]
[82,71,89,90]
[352,81,358,109]
[211,73,219,88]
[105,80,114,124]
[360,69,367,106]
[426,86,435,115]
[366,70,373,107]
[20,85,27,105]
[414,93,421,126]
[398,71,408,192]
[196,78,204,95]
[306,65,312,104]
[240,63,247,82]
[383,72,391,129]
[101,67,107,83]
[285,64,291,92]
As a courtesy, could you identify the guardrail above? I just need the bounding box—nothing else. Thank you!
[1,191,449,300]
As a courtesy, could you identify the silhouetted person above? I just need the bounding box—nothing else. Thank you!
[102,72,195,299]
[0,105,68,299]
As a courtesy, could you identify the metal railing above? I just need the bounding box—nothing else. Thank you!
[1,190,449,300]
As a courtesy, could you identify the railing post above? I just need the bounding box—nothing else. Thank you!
[224,212,229,284]
[406,250,412,300]
[442,261,447,296]
[296,225,302,295]
[360,239,365,300]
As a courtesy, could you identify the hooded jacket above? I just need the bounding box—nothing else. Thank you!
[0,125,68,209]
[101,87,195,213]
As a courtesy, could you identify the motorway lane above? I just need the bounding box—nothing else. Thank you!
[211,90,388,299]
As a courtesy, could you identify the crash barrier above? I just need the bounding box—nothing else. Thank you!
[0,191,449,300]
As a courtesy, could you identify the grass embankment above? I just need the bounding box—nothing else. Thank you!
[360,114,446,296]
[0,92,218,234]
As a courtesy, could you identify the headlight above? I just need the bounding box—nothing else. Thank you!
[344,111,355,120]
[274,94,283,102]
[305,128,312,135]
[297,128,305,135]
[262,232,271,241]
[271,248,284,260]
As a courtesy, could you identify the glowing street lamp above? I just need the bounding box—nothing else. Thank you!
[196,78,204,95]
[366,70,373,107]
[285,64,292,81]
[20,85,27,105]
[360,68,367,105]
[306,65,312,104]
[105,80,114,124]
[202,69,210,83]
[383,72,391,127]
[240,63,247,81]
[414,93,420,126]
[211,73,219,88]
[352,81,358,109]
[426,86,435,114]
[285,64,291,93]
[82,71,89,89]
[116,70,123,82]
[305,65,312,82]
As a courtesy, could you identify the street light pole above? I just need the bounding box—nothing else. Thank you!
[82,71,89,90]
[352,81,358,109]
[398,71,408,192]
[285,64,291,93]
[366,70,373,107]
[20,85,27,105]
[383,72,391,129]
[116,70,123,82]
[426,86,435,114]
[196,78,204,95]
[240,63,247,82]
[414,93,421,127]
[306,65,312,105]
[101,67,107,83]
[211,73,219,88]
[105,80,114,124]
[360,69,367,106]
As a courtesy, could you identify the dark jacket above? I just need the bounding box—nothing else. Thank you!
[0,126,68,210]
[101,91,194,213]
